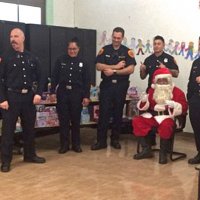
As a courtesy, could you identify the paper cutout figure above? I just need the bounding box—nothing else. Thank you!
[129,37,136,50]
[178,42,186,56]
[165,39,174,54]
[144,39,152,54]
[194,37,200,59]
[98,30,108,46]
[171,41,179,55]
[136,39,145,55]
[185,41,194,60]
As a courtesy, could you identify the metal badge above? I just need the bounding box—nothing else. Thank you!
[22,89,28,94]
[164,58,168,63]
[112,80,117,83]
[66,85,72,90]
[79,62,83,67]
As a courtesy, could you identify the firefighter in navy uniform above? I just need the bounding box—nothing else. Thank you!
[50,38,90,154]
[91,27,136,150]
[140,35,179,146]
[140,35,179,91]
[187,57,200,164]
[0,28,46,173]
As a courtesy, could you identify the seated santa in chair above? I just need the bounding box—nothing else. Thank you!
[132,68,188,164]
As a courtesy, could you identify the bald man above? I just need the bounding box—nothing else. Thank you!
[0,28,46,172]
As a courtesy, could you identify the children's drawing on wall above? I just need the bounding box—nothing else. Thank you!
[165,39,174,54]
[171,41,179,55]
[122,37,128,47]
[144,39,152,54]
[98,30,108,46]
[98,29,198,61]
[194,36,200,59]
[185,41,194,61]
[179,42,186,56]
[136,39,145,55]
[129,37,136,52]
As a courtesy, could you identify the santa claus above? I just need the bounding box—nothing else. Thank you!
[132,68,188,164]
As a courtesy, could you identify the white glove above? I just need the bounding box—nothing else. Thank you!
[165,100,175,108]
[140,92,149,103]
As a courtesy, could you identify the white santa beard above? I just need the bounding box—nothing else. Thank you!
[153,84,173,104]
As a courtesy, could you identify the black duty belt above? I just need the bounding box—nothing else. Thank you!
[102,79,129,84]
[7,88,30,94]
[152,111,169,116]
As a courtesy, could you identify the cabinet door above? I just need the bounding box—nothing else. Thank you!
[0,20,25,55]
[82,29,96,85]
[25,24,50,88]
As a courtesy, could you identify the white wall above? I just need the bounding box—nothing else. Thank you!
[49,0,200,132]
[47,0,75,27]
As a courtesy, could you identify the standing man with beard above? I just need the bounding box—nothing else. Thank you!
[91,27,136,150]
[0,28,46,172]
[132,68,188,164]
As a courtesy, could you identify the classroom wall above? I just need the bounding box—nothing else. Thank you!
[47,0,200,132]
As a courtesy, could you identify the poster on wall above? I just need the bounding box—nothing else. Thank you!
[98,30,200,61]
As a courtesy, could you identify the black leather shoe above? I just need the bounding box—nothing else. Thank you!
[1,163,10,173]
[24,156,46,164]
[58,146,70,154]
[72,146,82,153]
[110,140,121,149]
[91,142,107,150]
[188,153,200,164]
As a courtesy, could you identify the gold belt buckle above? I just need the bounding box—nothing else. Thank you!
[158,111,164,116]
[21,89,28,94]
[66,85,72,90]
[112,79,117,83]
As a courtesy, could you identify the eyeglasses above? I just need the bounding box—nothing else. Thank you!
[68,48,79,51]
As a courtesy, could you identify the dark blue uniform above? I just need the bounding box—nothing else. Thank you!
[187,57,200,152]
[0,48,44,164]
[144,52,179,90]
[51,55,90,150]
[96,44,136,145]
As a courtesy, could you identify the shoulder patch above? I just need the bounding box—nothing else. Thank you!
[128,50,134,58]
[98,48,104,56]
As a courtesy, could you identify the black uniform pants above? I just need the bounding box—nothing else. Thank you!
[56,88,83,148]
[189,95,200,152]
[97,80,129,144]
[1,91,36,164]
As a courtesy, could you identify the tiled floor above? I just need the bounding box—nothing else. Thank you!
[0,128,198,200]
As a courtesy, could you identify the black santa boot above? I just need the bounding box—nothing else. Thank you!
[159,139,170,164]
[134,136,153,160]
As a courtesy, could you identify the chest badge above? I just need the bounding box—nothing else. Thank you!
[79,62,83,67]
[164,58,168,63]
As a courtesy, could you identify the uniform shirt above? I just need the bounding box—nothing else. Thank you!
[144,52,179,89]
[187,57,200,100]
[0,48,43,103]
[51,54,90,98]
[96,44,136,81]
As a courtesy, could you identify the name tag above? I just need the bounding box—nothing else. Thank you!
[22,89,28,94]
[112,80,117,83]
[66,85,72,90]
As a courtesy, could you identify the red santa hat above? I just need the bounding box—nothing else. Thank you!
[151,68,172,88]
